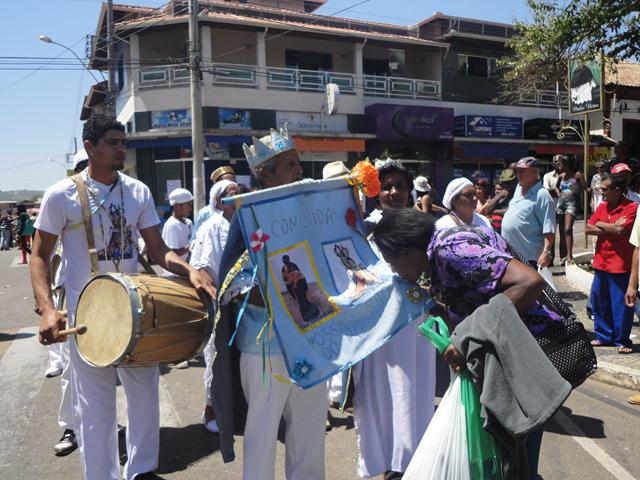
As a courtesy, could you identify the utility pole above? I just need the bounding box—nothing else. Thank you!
[106,0,116,116]
[189,0,205,213]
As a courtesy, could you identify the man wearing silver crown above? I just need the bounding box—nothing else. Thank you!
[210,125,328,479]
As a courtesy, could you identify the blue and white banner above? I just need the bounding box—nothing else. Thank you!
[229,178,433,389]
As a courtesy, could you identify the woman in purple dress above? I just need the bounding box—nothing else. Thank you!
[372,208,563,479]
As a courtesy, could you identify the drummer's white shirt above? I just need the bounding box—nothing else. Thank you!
[161,215,192,276]
[35,172,160,313]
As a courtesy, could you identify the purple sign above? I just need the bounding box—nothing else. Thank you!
[366,104,454,141]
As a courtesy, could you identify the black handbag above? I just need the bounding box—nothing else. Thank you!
[505,243,597,388]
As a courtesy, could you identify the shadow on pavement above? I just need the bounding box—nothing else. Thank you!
[546,406,605,439]
[558,290,588,301]
[118,424,220,473]
[0,331,35,342]
[156,424,221,474]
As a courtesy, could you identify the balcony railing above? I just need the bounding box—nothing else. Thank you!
[363,74,440,99]
[518,90,569,108]
[138,63,441,100]
[210,63,258,88]
[139,65,190,88]
[265,67,357,94]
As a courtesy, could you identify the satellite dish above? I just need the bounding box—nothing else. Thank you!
[326,83,340,115]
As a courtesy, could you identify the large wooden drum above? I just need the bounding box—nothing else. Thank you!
[75,273,211,367]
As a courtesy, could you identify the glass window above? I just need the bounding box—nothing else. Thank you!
[458,55,498,78]
[467,56,488,77]
[457,55,468,75]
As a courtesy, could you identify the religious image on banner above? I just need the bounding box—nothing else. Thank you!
[322,238,381,301]
[269,241,338,333]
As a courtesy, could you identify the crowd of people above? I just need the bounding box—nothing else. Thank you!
[26,111,637,479]
[0,205,37,263]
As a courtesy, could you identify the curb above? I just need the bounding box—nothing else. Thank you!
[592,360,640,390]
[564,260,640,392]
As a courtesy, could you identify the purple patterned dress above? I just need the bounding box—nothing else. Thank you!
[427,225,561,335]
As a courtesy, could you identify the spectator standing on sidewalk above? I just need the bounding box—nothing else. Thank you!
[544,155,562,263]
[501,157,556,267]
[589,161,606,212]
[554,155,586,265]
[611,163,640,204]
[16,204,34,264]
[587,173,637,354]
[0,210,12,250]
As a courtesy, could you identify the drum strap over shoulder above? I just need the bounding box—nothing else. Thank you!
[71,173,100,276]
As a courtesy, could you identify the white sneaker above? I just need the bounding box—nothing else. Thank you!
[45,364,63,378]
[174,360,189,369]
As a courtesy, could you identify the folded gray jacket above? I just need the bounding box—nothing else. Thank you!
[450,293,571,437]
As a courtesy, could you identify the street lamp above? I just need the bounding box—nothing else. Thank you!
[39,34,103,84]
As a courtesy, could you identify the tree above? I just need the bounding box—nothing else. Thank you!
[501,0,639,98]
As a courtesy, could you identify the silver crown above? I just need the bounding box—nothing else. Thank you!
[242,124,295,172]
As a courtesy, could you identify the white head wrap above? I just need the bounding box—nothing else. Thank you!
[442,177,473,210]
[209,179,237,210]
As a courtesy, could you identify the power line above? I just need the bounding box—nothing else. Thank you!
[0,38,86,93]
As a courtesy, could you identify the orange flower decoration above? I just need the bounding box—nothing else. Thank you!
[351,159,381,198]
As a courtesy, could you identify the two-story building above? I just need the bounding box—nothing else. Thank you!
[83,0,598,206]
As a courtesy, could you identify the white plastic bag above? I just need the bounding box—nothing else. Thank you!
[404,373,470,480]
[537,266,556,291]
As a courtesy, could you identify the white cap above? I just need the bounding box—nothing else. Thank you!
[169,188,193,206]
[413,176,431,193]
[73,149,89,169]
[442,177,473,210]
[322,161,350,179]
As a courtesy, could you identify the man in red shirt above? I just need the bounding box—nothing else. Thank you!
[586,173,637,353]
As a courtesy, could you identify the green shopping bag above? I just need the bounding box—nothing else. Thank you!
[419,316,503,480]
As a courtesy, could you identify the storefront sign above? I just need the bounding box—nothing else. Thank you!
[524,118,581,141]
[293,136,365,152]
[569,56,603,115]
[151,109,191,129]
[365,104,454,141]
[219,108,251,129]
[277,111,348,133]
[454,115,522,138]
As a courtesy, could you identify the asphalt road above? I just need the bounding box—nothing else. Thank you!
[1,248,639,479]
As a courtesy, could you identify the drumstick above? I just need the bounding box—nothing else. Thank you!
[59,324,87,336]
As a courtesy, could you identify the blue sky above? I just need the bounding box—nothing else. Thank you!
[0,0,531,192]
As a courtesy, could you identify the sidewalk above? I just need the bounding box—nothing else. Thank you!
[557,221,640,391]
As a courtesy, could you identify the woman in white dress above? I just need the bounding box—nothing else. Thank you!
[355,160,436,479]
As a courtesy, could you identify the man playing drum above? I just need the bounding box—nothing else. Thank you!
[30,114,215,480]
[211,125,328,479]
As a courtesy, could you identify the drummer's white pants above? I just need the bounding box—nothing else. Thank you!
[240,352,327,480]
[70,341,160,480]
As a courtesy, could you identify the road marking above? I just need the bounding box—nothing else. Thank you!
[554,410,636,480]
[116,373,182,428]
[0,327,47,468]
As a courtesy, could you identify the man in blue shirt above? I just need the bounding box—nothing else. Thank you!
[502,156,556,267]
